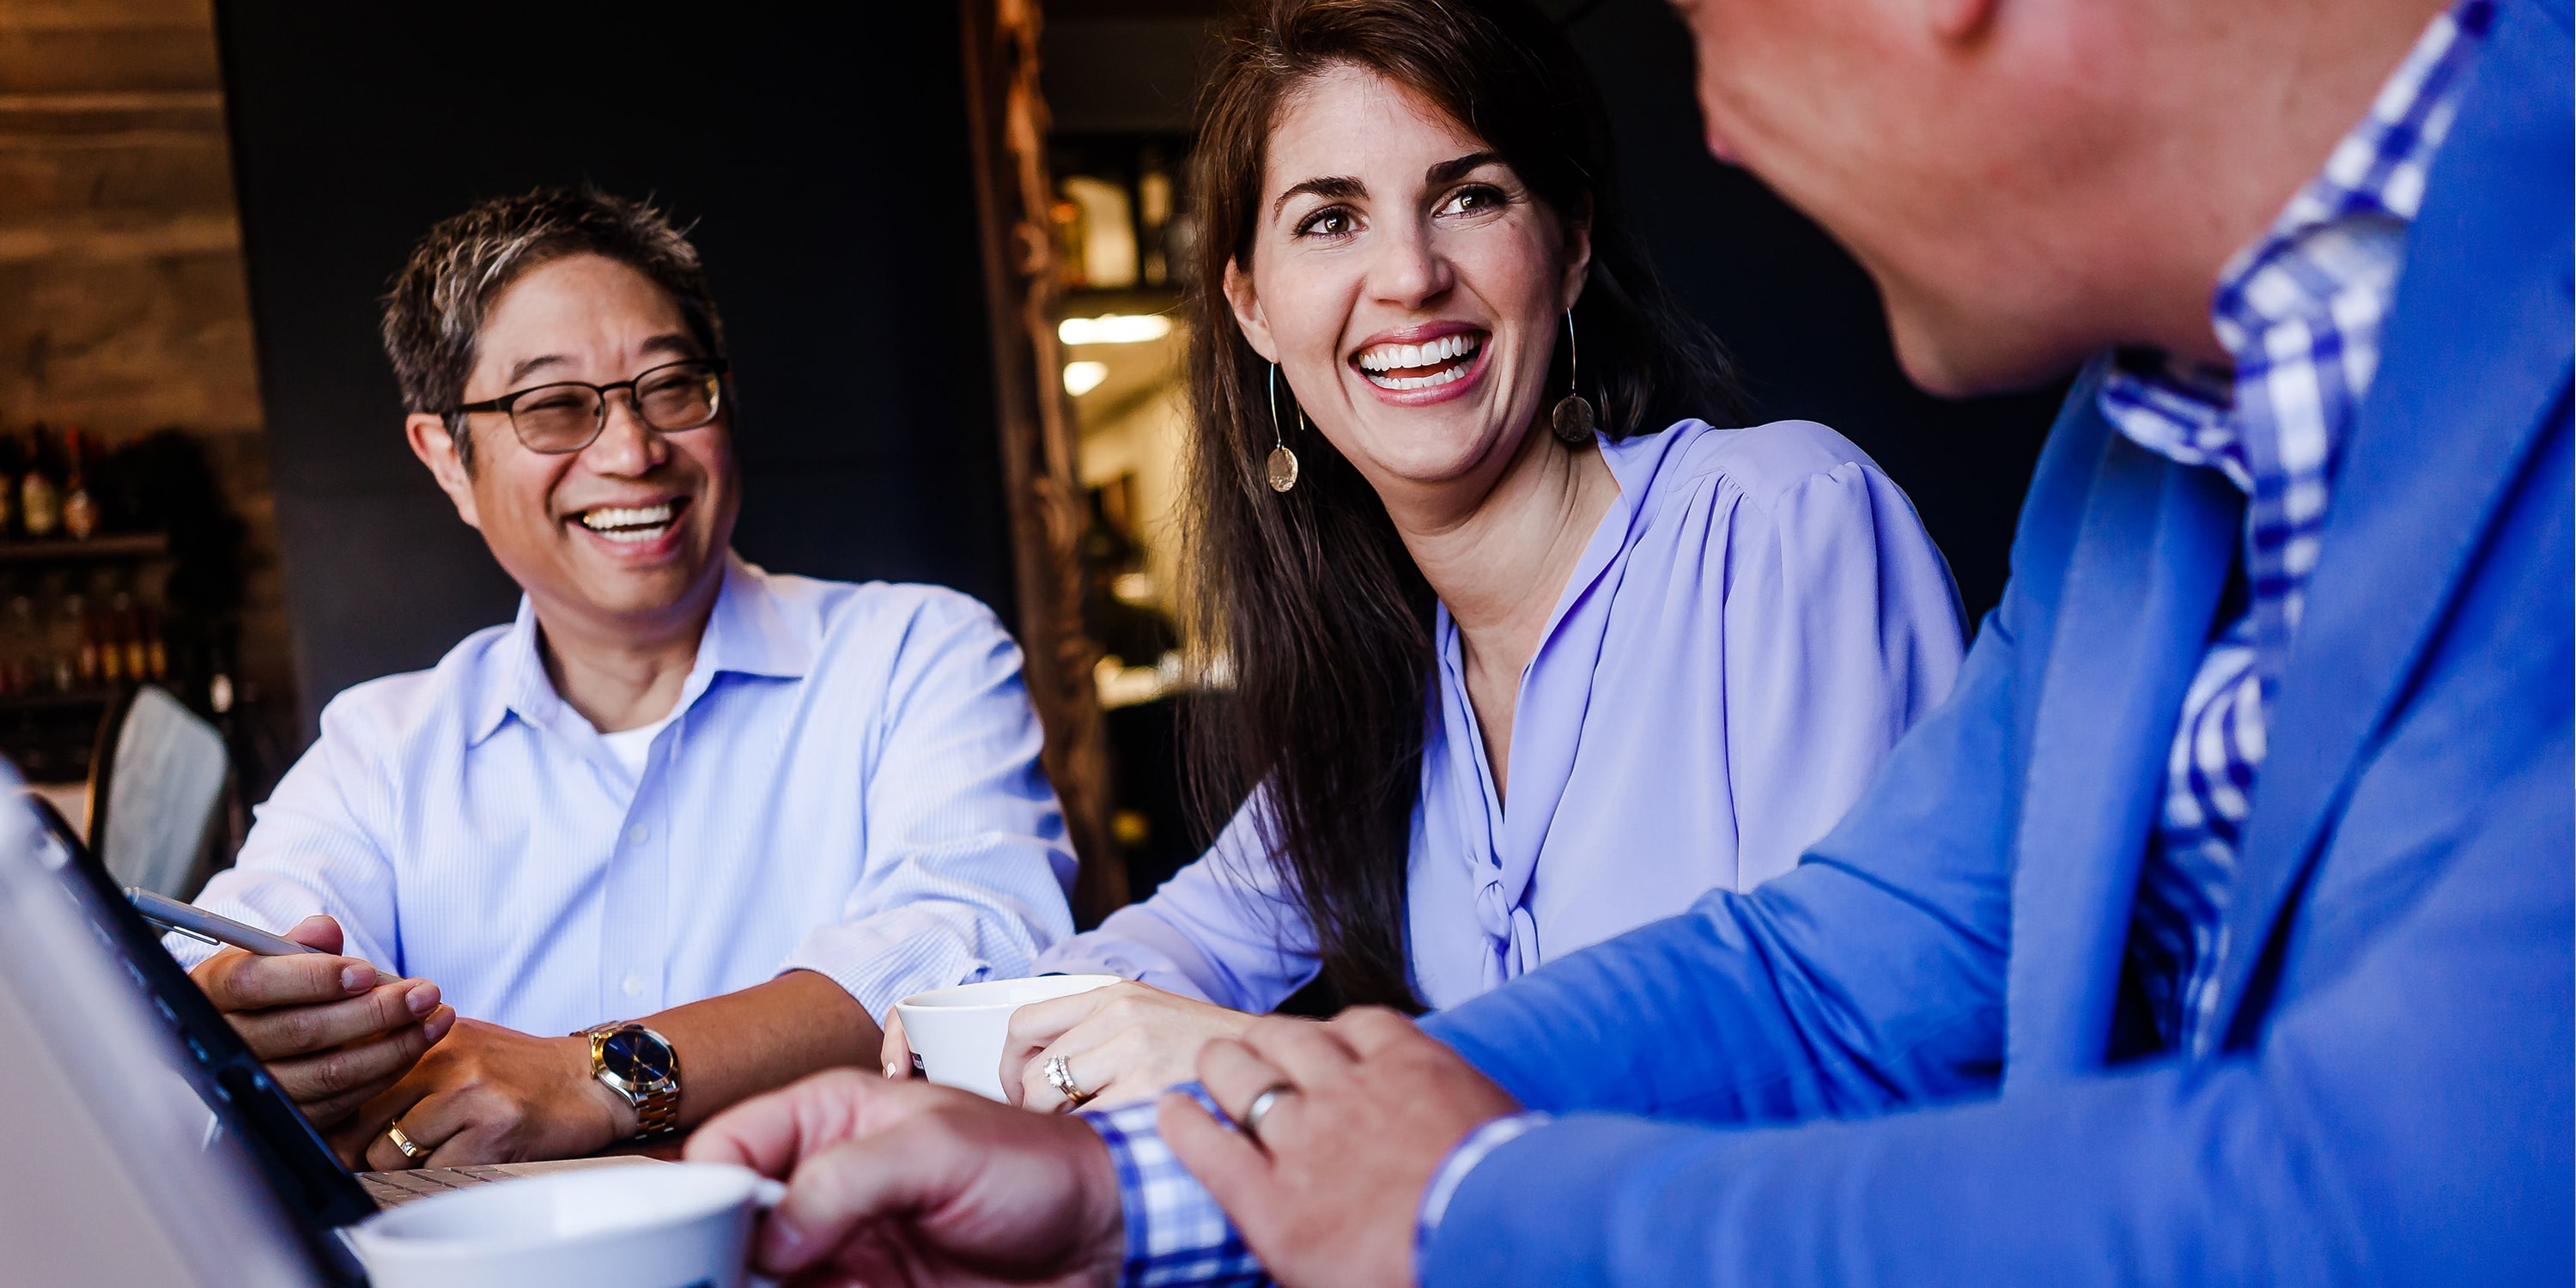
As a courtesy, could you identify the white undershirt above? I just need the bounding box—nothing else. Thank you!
[597,712,677,777]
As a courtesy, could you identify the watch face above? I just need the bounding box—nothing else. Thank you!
[602,1029,674,1085]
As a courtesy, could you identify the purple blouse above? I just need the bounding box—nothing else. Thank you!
[1037,418,1967,1011]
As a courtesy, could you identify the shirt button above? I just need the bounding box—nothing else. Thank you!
[628,823,648,844]
[622,975,643,998]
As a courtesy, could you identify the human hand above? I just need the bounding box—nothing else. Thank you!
[187,914,454,1130]
[1161,1007,1522,1288]
[690,1068,1125,1287]
[879,1005,915,1078]
[337,1018,632,1170]
[1001,981,1255,1113]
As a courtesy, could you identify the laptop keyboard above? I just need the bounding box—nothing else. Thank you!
[358,1155,667,1208]
[359,1164,519,1207]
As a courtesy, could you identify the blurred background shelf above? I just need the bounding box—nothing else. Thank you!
[0,533,171,563]
[0,689,116,713]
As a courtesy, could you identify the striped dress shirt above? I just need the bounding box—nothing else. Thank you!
[179,556,1076,1036]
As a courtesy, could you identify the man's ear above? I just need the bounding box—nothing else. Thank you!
[1924,0,1996,42]
[1221,258,1279,363]
[404,413,483,531]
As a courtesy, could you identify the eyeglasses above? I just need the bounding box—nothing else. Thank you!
[450,357,730,455]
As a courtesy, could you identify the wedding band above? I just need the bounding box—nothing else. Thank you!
[1239,1083,1297,1145]
[384,1121,430,1162]
[1042,1054,1096,1108]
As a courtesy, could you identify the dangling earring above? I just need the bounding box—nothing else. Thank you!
[1551,308,1596,446]
[1266,362,1302,493]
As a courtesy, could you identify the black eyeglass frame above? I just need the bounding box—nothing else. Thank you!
[448,356,732,454]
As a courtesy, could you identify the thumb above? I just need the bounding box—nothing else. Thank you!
[881,1010,913,1079]
[284,914,346,955]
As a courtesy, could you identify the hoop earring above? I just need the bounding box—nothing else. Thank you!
[1551,308,1596,446]
[1266,362,1302,493]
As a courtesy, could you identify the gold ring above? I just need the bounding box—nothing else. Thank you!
[385,1121,430,1163]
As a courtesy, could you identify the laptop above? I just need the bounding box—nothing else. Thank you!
[0,783,655,1285]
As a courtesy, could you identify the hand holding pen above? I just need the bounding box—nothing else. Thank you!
[149,898,456,1136]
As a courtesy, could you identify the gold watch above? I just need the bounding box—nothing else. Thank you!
[577,1021,682,1138]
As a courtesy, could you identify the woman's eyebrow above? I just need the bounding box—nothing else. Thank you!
[1425,151,1503,187]
[1273,175,1364,221]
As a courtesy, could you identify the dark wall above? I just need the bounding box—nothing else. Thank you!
[214,3,1014,736]
[1563,0,2064,626]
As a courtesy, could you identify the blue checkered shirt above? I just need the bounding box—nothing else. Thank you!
[2103,0,2494,1053]
[1083,1091,1267,1287]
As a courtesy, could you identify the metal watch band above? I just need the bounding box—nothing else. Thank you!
[631,1079,681,1136]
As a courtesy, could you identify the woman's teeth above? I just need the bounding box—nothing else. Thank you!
[578,502,676,544]
[1357,332,1482,390]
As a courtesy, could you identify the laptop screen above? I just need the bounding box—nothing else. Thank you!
[2,790,370,1285]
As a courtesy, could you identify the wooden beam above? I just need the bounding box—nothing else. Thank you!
[957,0,1129,926]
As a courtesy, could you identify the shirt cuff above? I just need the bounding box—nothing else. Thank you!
[1079,1086,1268,1287]
[777,899,1045,1022]
[1416,1112,1551,1269]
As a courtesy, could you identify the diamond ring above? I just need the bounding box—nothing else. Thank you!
[1043,1054,1096,1109]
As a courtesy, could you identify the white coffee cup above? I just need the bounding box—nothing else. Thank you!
[347,1162,784,1288]
[895,973,1123,1101]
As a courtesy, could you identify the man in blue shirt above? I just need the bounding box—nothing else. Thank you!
[181,188,1076,1170]
[689,0,2569,1283]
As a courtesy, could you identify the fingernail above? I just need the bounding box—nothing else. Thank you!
[883,1061,901,1078]
[763,1215,809,1264]
[341,966,368,993]
[423,1009,454,1042]
[405,984,437,1017]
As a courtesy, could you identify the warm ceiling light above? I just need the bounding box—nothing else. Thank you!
[1063,361,1109,396]
[1058,313,1174,346]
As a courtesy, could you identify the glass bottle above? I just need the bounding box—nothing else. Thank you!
[0,431,21,539]
[60,427,96,541]
[20,426,61,540]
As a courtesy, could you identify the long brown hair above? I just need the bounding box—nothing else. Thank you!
[1178,0,1741,1010]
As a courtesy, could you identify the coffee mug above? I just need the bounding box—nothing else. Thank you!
[347,1161,784,1288]
[894,973,1122,1101]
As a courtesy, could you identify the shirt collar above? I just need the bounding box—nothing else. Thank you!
[2099,0,2493,459]
[465,552,812,747]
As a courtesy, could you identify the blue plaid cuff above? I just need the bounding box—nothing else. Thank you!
[1080,1086,1268,1287]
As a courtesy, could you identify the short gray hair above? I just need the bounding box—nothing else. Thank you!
[380,186,726,469]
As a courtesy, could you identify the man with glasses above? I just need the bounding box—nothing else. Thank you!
[174,188,1078,1170]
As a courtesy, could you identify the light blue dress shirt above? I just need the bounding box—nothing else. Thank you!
[179,556,1077,1035]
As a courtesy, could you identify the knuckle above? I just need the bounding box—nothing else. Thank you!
[308,1048,362,1097]
[277,1006,329,1051]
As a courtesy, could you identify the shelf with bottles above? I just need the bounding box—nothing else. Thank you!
[0,560,173,694]
[0,532,169,563]
[0,422,173,549]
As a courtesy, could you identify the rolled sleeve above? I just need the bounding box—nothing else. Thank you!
[778,594,1078,1019]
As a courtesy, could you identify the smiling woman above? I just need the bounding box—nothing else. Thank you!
[954,0,1968,1115]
